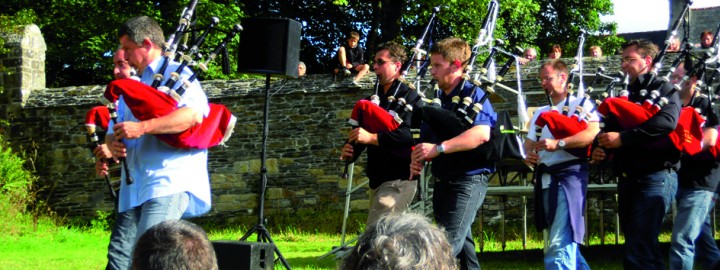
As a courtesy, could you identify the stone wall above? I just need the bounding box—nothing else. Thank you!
[0,25,686,231]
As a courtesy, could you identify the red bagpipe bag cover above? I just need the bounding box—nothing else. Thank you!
[103,79,236,149]
[85,105,111,130]
[534,110,590,158]
[597,96,704,155]
[349,99,400,133]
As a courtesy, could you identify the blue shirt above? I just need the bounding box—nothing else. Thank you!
[107,56,212,217]
[422,80,497,178]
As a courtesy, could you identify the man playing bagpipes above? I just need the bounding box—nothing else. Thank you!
[524,60,598,269]
[669,62,720,270]
[592,39,681,269]
[410,37,497,270]
[340,41,423,226]
[101,16,212,259]
[90,48,138,270]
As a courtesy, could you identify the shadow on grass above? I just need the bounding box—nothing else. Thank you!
[285,256,338,269]
[478,242,701,269]
[479,244,624,269]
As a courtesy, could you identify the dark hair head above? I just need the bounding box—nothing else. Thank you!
[131,220,218,270]
[348,31,360,40]
[550,44,562,53]
[621,39,659,59]
[701,30,713,39]
[118,16,165,48]
[376,41,407,64]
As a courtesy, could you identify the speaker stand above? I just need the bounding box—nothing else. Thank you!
[239,74,292,270]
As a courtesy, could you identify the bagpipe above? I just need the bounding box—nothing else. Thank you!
[340,7,440,178]
[101,1,241,184]
[416,0,498,137]
[680,22,720,161]
[533,30,595,159]
[415,0,523,163]
[84,105,117,202]
[102,9,241,149]
[593,1,706,157]
[595,47,705,156]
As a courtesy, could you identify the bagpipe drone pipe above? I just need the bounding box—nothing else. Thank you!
[102,13,242,150]
[595,45,705,156]
[340,6,440,178]
[340,77,423,178]
[680,22,720,161]
[414,2,524,165]
[533,30,594,159]
[84,105,117,202]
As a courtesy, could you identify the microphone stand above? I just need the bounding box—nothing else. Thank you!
[238,74,291,270]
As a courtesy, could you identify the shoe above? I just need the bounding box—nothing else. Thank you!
[343,68,352,76]
[349,80,362,88]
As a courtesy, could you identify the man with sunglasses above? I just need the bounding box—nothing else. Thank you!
[525,59,598,269]
[410,37,497,270]
[340,41,422,226]
[593,39,680,269]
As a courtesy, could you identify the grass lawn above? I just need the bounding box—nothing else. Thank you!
[0,222,654,270]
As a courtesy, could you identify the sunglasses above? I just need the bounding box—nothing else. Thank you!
[374,58,393,66]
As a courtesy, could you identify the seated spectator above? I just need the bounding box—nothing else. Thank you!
[548,44,562,59]
[336,31,370,88]
[520,47,538,65]
[667,36,681,52]
[298,61,306,77]
[131,220,218,270]
[342,212,456,270]
[589,45,603,57]
[701,30,714,49]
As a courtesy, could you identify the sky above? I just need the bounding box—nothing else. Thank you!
[601,0,719,34]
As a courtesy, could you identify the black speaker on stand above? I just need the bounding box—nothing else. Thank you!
[236,17,301,270]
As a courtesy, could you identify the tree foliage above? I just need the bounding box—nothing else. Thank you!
[0,0,622,87]
[0,0,243,87]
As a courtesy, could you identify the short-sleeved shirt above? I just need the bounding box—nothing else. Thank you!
[421,81,497,178]
[679,94,720,192]
[107,56,212,218]
[527,95,599,188]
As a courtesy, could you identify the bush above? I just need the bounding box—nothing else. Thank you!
[0,131,43,234]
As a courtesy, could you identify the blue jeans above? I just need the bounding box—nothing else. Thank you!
[694,197,720,270]
[618,169,678,270]
[106,210,135,270]
[670,187,715,270]
[433,174,489,270]
[105,192,189,269]
[543,188,590,270]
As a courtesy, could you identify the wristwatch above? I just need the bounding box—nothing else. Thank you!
[558,140,566,149]
[436,143,445,155]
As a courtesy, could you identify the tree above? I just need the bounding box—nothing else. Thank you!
[0,0,243,87]
[0,0,622,87]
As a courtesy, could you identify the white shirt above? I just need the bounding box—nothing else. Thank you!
[108,56,212,217]
[527,95,599,188]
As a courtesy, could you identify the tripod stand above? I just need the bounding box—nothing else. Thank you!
[239,74,291,269]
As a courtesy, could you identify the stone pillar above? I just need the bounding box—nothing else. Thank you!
[0,24,46,106]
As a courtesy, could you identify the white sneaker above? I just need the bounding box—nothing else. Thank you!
[343,68,352,76]
[349,80,362,88]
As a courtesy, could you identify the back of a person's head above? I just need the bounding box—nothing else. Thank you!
[342,213,456,270]
[131,220,218,270]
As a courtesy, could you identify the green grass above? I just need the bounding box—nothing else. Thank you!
[0,219,661,270]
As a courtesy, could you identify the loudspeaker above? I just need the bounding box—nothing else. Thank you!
[237,17,301,77]
[212,241,275,270]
